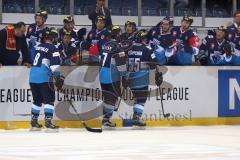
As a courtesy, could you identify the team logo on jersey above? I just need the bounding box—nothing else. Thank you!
[152,31,156,36]
[173,31,177,36]
[218,70,240,117]
[228,34,232,39]
[28,27,33,33]
[211,43,215,49]
[89,33,93,39]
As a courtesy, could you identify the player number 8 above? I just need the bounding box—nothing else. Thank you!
[33,53,40,66]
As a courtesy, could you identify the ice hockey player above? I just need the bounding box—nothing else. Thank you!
[169,15,199,65]
[59,16,77,42]
[120,21,138,41]
[84,16,110,62]
[99,26,128,128]
[226,11,240,44]
[126,30,162,127]
[26,10,48,64]
[229,25,240,56]
[29,27,62,131]
[199,26,231,65]
[57,30,79,65]
[147,16,176,65]
[219,42,240,66]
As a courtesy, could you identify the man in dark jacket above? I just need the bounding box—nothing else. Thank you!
[0,22,30,66]
[88,0,112,30]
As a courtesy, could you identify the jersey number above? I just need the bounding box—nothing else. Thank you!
[102,52,108,66]
[128,58,140,72]
[33,53,40,66]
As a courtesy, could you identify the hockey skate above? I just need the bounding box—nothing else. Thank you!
[132,113,146,130]
[45,116,59,133]
[30,115,43,131]
[102,117,116,130]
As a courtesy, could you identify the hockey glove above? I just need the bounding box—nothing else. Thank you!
[53,72,65,91]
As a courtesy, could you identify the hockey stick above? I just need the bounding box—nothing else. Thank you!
[48,70,102,133]
[68,100,102,133]
[155,65,170,118]
[114,88,125,111]
[158,86,170,118]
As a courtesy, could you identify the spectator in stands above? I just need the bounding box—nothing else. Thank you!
[174,0,189,8]
[88,0,112,30]
[0,22,30,67]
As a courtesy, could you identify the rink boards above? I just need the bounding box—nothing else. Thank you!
[0,66,240,129]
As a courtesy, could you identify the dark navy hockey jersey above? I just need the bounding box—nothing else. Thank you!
[226,23,238,43]
[57,42,77,65]
[120,32,137,41]
[171,26,198,54]
[26,23,48,44]
[200,37,230,65]
[59,28,77,42]
[85,28,109,49]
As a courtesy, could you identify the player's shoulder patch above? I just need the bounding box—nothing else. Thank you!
[104,41,118,53]
[52,52,60,57]
[207,35,214,39]
[28,27,33,33]
[101,35,105,39]
[202,39,207,45]
[88,32,94,39]
[70,43,77,48]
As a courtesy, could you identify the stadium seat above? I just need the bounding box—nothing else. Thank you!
[75,7,82,15]
[122,7,137,16]
[194,9,202,17]
[206,9,213,17]
[175,8,193,16]
[212,8,229,17]
[143,8,157,16]
[158,8,169,16]
[74,0,85,15]
[84,5,93,15]
[109,7,122,15]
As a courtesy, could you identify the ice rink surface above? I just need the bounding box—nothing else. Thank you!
[0,126,240,160]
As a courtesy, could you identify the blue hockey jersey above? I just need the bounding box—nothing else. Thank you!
[127,43,154,89]
[29,43,61,83]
